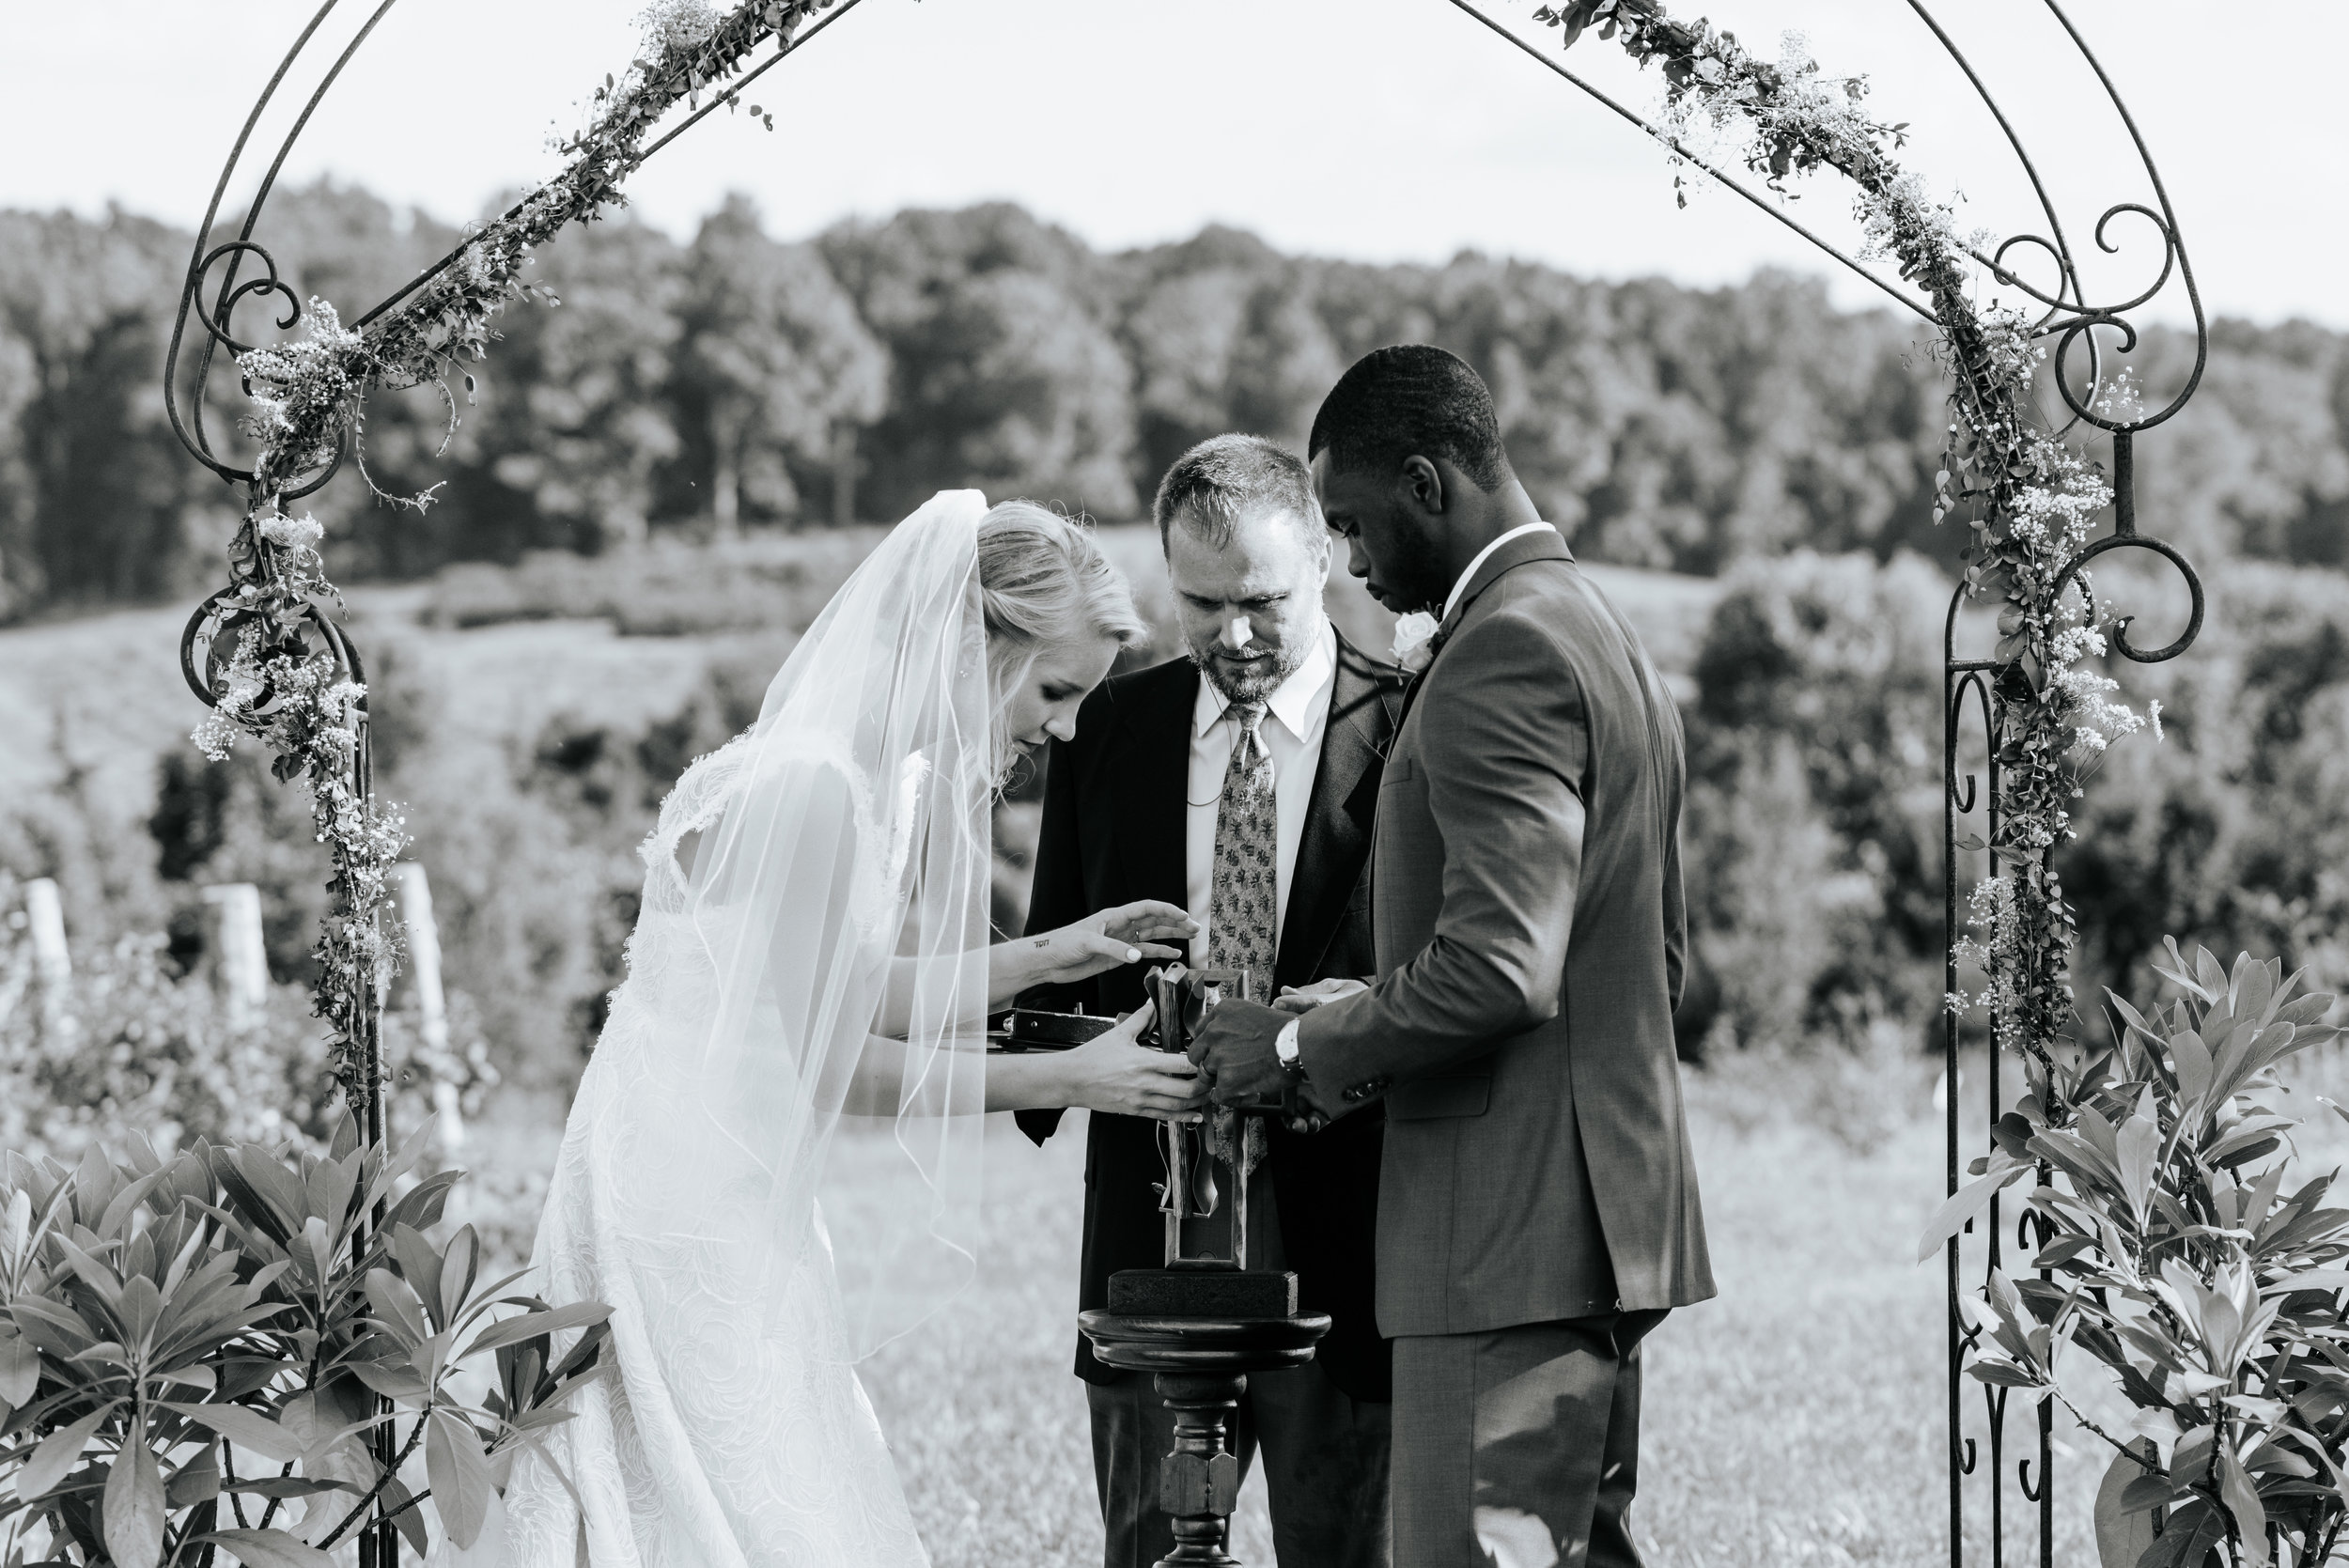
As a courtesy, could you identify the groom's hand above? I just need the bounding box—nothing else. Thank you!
[1189,998,1292,1108]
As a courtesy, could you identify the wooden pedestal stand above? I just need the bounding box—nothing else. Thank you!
[1081,1271,1330,1568]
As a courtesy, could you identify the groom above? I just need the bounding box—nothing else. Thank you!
[1191,347,1714,1567]
[1019,434,1405,1568]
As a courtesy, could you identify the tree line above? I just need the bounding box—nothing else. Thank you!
[6,182,2346,620]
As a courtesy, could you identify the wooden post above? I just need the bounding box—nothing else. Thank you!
[390,862,465,1166]
[201,883,270,1029]
[23,878,70,988]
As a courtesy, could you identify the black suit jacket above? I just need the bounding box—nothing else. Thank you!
[1017,628,1404,1401]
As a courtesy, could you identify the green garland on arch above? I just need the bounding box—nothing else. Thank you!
[198,0,840,1096]
[1536,0,2152,1093]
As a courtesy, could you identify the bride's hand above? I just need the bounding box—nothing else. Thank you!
[1020,900,1197,988]
[1055,1002,1209,1122]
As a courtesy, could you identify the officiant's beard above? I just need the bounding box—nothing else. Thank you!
[1189,635,1305,706]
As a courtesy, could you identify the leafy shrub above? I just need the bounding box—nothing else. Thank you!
[1,870,495,1172]
[1930,944,2349,1568]
[0,907,337,1164]
[0,1124,606,1565]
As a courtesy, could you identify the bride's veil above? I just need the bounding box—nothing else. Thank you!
[614,489,995,1358]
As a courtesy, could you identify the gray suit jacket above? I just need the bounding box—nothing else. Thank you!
[1296,528,1714,1338]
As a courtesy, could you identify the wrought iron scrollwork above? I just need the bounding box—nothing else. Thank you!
[1921,7,2207,1562]
[160,6,862,1562]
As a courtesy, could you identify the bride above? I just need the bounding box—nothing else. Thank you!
[490,491,1204,1566]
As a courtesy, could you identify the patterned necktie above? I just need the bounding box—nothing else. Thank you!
[1206,700,1277,1228]
[1207,701,1279,988]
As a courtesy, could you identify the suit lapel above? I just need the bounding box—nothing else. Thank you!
[1104,659,1196,909]
[1393,529,1573,737]
[1279,632,1400,988]
[1435,528,1573,646]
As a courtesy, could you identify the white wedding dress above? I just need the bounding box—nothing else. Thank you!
[490,494,998,1568]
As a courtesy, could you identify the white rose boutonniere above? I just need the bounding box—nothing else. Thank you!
[1391,611,1440,675]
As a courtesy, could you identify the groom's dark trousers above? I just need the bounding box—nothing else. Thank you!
[1018,630,1404,1568]
[1291,532,1716,1568]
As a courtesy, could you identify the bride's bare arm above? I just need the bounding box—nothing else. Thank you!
[870,900,1197,1035]
[840,1002,1206,1121]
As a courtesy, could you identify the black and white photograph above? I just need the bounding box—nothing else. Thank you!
[1,2,2345,1564]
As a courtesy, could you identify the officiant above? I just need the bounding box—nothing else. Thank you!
[1017,434,1403,1568]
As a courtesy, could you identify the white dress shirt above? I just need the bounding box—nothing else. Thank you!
[1443,521,1560,622]
[1186,617,1338,969]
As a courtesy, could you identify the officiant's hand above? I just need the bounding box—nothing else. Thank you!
[1188,998,1293,1108]
[1274,977,1370,1014]
[1055,1001,1209,1122]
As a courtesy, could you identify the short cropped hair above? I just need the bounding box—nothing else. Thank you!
[1151,434,1323,550]
[1307,345,1509,492]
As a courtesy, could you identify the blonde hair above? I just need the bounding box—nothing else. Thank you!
[975,501,1146,783]
[977,499,1145,678]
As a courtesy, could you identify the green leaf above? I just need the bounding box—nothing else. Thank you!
[18,1404,115,1499]
[1917,1151,2029,1263]
[366,1269,428,1346]
[2217,1447,2267,1567]
[381,1475,430,1557]
[428,1408,494,1549]
[346,1358,430,1404]
[159,1401,306,1465]
[464,1303,613,1359]
[389,1224,443,1328]
[2136,1498,2225,1568]
[167,1442,221,1508]
[2116,1105,2159,1225]
[0,1330,38,1405]
[2170,1030,2214,1109]
[223,1477,356,1499]
[2094,1443,2161,1566]
[103,1430,166,1568]
[194,1528,337,1568]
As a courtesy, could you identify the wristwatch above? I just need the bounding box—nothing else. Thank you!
[1274,1017,1304,1078]
[1274,1018,1325,1133]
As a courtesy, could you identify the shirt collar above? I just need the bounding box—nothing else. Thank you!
[1442,521,1559,623]
[1193,617,1338,740]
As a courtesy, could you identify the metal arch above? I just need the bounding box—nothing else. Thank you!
[162,8,864,1563]
[2048,528,2206,667]
[1900,0,2082,319]
[162,0,343,485]
[2037,0,2209,435]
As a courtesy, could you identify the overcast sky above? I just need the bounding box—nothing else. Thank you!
[5,0,2340,327]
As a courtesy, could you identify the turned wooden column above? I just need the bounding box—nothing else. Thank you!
[1155,1371,1249,1566]
[1081,1301,1330,1568]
